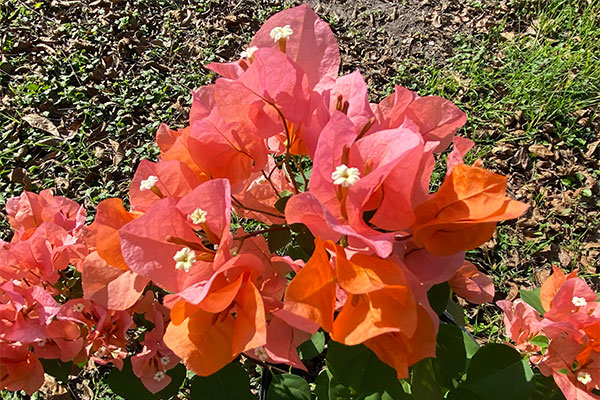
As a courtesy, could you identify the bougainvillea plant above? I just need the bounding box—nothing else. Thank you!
[1,5,598,399]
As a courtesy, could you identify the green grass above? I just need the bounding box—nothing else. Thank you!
[1,0,599,397]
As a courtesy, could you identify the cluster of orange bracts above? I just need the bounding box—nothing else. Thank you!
[1,4,530,395]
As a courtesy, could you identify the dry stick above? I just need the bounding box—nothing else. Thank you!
[231,195,284,219]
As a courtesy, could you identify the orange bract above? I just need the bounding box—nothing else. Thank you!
[94,198,138,271]
[284,237,430,377]
[411,164,529,256]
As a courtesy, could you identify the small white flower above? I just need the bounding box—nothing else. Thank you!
[572,296,587,307]
[331,164,361,187]
[139,175,159,191]
[254,346,268,362]
[72,303,85,313]
[189,208,208,225]
[577,372,592,385]
[153,371,166,382]
[160,355,170,365]
[240,46,259,59]
[269,25,293,42]
[94,347,107,358]
[173,247,196,272]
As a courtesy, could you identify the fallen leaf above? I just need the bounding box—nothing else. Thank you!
[23,114,61,137]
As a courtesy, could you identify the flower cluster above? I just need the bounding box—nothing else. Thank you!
[1,4,528,395]
[498,267,599,399]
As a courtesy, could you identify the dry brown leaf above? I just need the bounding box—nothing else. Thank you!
[23,114,61,137]
[528,143,553,158]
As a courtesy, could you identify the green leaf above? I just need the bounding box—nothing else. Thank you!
[445,299,466,327]
[462,330,480,359]
[268,225,292,253]
[190,362,255,400]
[107,358,186,400]
[275,193,293,213]
[267,373,311,400]
[326,341,398,394]
[298,330,326,360]
[459,343,535,400]
[519,288,545,315]
[427,283,451,316]
[410,358,443,400]
[328,374,353,400]
[314,369,331,400]
[529,335,549,349]
[295,225,315,255]
[532,372,567,400]
[432,324,469,388]
[40,359,72,382]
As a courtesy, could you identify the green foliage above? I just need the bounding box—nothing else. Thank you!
[451,343,535,400]
[40,359,73,383]
[267,374,311,400]
[107,358,185,400]
[190,362,255,400]
[297,330,326,360]
[427,283,451,316]
[519,287,546,315]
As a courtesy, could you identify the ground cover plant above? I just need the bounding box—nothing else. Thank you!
[0,0,597,398]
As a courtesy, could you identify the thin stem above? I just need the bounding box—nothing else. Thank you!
[231,195,284,219]
[261,169,281,198]
[234,225,289,240]
[291,156,309,191]
[284,153,300,194]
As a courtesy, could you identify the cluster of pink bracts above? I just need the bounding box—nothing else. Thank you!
[499,267,600,399]
[1,4,595,399]
[0,190,179,393]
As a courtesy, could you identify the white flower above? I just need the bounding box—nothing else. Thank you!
[254,346,268,362]
[572,296,587,307]
[269,25,293,42]
[72,303,85,313]
[241,46,259,59]
[331,164,361,187]
[94,347,107,358]
[577,372,592,385]
[173,247,196,272]
[139,175,159,191]
[189,208,208,225]
[153,371,166,382]
[160,355,170,365]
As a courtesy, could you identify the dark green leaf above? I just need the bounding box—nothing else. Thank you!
[328,374,353,400]
[107,358,186,400]
[433,324,469,388]
[326,341,398,394]
[427,283,451,316]
[445,299,466,327]
[519,288,545,315]
[533,372,566,400]
[298,330,326,360]
[445,388,482,400]
[459,343,535,400]
[40,359,72,382]
[267,373,311,400]
[275,193,293,213]
[190,362,255,400]
[268,225,291,253]
[295,225,315,255]
[314,369,331,400]
[410,358,443,400]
